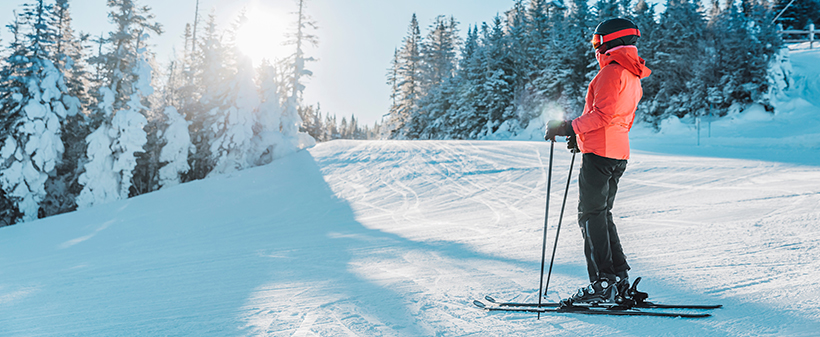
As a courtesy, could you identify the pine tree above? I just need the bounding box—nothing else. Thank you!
[386,48,400,116]
[595,0,626,19]
[415,15,460,138]
[632,0,661,125]
[282,0,317,148]
[503,1,537,132]
[208,55,260,176]
[44,0,92,216]
[387,14,422,139]
[158,106,192,188]
[185,12,226,180]
[706,0,781,113]
[648,0,708,123]
[298,103,323,140]
[548,0,596,119]
[76,0,162,208]
[773,0,820,31]
[252,59,298,165]
[479,16,516,136]
[448,25,483,139]
[0,1,78,223]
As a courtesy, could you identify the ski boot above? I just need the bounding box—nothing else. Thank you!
[559,278,618,308]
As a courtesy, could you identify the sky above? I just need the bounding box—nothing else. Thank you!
[0,0,517,126]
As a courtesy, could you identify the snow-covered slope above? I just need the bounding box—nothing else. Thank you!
[1,138,819,336]
[2,48,820,336]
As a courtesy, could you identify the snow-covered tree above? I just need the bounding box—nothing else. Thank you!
[773,0,820,31]
[281,0,317,148]
[76,0,161,208]
[298,103,324,141]
[412,15,460,139]
[0,1,78,223]
[386,48,400,116]
[252,60,299,165]
[185,12,228,180]
[448,25,483,139]
[704,0,781,113]
[552,0,596,118]
[76,55,152,207]
[479,16,516,136]
[207,56,259,175]
[158,106,192,188]
[43,0,92,217]
[386,14,422,139]
[631,0,662,124]
[647,0,708,123]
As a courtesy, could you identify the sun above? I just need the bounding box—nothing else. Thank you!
[235,2,290,66]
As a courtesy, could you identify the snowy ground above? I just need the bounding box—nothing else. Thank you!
[1,138,819,336]
[2,50,820,336]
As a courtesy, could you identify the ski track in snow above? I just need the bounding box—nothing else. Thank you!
[0,141,820,336]
[3,48,820,335]
[309,140,820,336]
[0,139,818,336]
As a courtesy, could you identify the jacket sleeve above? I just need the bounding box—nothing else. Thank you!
[571,66,623,135]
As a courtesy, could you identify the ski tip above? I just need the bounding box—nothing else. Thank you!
[484,295,497,303]
[473,300,487,309]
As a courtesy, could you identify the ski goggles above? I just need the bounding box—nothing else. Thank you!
[591,28,641,49]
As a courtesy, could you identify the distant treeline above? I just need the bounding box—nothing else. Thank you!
[384,0,787,140]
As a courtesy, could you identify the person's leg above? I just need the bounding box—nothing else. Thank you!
[605,160,630,278]
[578,153,618,282]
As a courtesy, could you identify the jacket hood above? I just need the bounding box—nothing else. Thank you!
[595,45,651,79]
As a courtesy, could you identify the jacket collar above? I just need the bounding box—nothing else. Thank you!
[595,45,651,79]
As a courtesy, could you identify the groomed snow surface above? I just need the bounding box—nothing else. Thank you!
[2,139,819,336]
[2,48,820,336]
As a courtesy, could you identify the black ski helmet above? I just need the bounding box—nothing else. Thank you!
[592,18,640,51]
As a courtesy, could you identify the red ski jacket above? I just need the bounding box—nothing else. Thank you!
[571,45,651,160]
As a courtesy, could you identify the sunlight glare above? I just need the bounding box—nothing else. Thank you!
[235,2,289,66]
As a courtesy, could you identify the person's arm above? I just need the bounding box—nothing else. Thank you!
[572,66,623,134]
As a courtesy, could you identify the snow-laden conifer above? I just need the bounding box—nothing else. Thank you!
[413,15,460,139]
[158,106,192,188]
[251,60,294,165]
[76,54,152,207]
[386,14,422,139]
[649,0,708,122]
[186,13,228,180]
[208,56,259,175]
[281,0,317,149]
[42,0,93,217]
[77,0,161,208]
[0,1,77,223]
[479,16,516,137]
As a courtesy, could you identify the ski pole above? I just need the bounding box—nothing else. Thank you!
[536,140,554,319]
[542,150,576,308]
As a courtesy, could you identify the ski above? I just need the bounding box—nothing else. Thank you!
[473,300,711,318]
[483,295,722,310]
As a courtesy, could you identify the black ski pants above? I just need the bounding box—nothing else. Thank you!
[578,153,630,283]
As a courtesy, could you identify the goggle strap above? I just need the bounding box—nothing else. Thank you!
[600,28,641,44]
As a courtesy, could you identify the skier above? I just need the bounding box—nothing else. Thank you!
[544,18,651,306]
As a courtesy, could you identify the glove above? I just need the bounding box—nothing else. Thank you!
[567,134,580,153]
[544,120,575,142]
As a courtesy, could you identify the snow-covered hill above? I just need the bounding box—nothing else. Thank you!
[1,138,819,336]
[2,49,820,336]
